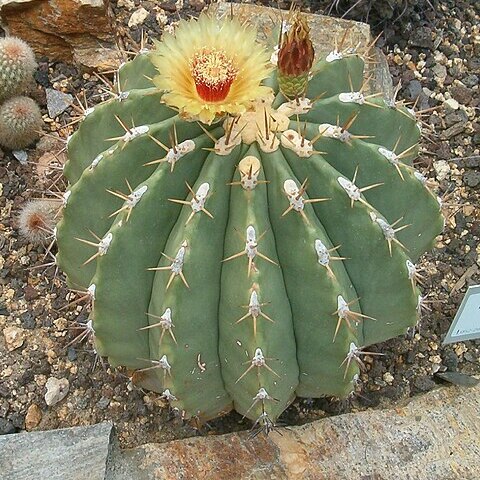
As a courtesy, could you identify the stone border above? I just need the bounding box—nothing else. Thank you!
[106,383,480,479]
[4,384,478,479]
[0,422,114,480]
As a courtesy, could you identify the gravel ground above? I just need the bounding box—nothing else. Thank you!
[0,0,479,448]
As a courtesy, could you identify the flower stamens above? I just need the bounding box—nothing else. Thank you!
[190,48,238,102]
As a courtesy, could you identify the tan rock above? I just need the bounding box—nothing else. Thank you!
[3,325,25,351]
[113,383,480,479]
[213,3,370,56]
[25,404,42,431]
[0,0,121,71]
[127,7,149,28]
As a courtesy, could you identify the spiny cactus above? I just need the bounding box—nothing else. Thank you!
[0,36,37,101]
[0,96,43,150]
[18,199,58,245]
[55,12,443,429]
[0,36,42,151]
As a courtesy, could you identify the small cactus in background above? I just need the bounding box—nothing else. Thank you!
[18,200,58,245]
[0,36,37,101]
[55,11,443,430]
[0,96,43,150]
[0,36,43,151]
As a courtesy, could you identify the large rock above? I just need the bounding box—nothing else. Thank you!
[1,385,479,479]
[211,3,392,98]
[0,422,114,480]
[0,0,121,70]
[109,383,480,480]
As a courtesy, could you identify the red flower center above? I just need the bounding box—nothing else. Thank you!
[191,48,238,102]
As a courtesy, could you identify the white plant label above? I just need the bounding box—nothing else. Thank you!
[443,285,480,344]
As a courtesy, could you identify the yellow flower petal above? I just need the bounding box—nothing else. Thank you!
[151,13,273,124]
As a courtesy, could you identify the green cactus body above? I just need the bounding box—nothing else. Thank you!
[277,72,309,99]
[56,37,443,427]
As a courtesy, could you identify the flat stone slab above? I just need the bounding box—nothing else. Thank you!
[1,385,479,479]
[0,422,113,480]
[108,383,480,480]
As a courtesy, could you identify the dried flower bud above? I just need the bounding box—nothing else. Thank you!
[277,13,315,98]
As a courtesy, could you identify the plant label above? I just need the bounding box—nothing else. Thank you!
[443,285,480,344]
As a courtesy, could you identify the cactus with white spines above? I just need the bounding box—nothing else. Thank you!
[0,36,42,150]
[0,96,43,150]
[18,199,58,245]
[55,12,443,429]
[0,36,37,101]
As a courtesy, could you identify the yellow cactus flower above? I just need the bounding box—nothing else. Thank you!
[151,14,273,124]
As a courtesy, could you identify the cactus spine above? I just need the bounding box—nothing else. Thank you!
[55,12,443,429]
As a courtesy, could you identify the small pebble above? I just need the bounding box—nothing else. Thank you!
[413,376,436,393]
[128,7,149,27]
[463,171,480,188]
[12,150,28,165]
[45,88,74,118]
[383,372,394,384]
[443,98,459,111]
[20,311,36,330]
[67,347,77,362]
[117,0,135,9]
[44,377,70,407]
[3,326,25,352]
[433,160,451,181]
[25,404,42,430]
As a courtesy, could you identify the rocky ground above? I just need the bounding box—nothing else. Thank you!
[0,0,479,448]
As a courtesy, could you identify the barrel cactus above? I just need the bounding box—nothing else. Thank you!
[55,11,443,430]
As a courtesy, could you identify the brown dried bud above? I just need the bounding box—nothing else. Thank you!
[277,14,315,78]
